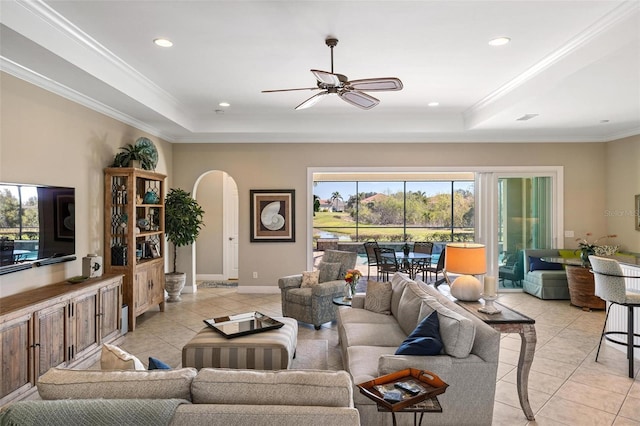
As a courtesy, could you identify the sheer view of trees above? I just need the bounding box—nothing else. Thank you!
[0,188,39,239]
[352,189,474,227]
[313,181,475,242]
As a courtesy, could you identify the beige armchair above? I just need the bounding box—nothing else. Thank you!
[278,250,357,329]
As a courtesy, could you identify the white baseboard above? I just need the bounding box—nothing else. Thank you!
[237,285,280,294]
[181,283,198,294]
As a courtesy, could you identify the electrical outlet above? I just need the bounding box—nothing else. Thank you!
[564,230,575,238]
[253,272,258,279]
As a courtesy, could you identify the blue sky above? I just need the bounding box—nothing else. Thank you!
[313,181,474,200]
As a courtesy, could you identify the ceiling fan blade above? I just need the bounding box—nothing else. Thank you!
[262,87,319,93]
[338,90,379,110]
[311,69,341,86]
[295,91,329,110]
[348,77,403,91]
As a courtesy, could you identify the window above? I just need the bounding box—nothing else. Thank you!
[313,179,474,243]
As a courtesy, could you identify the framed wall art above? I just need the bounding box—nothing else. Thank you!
[54,192,75,240]
[250,189,295,242]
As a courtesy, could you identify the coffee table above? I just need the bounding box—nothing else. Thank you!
[182,316,297,370]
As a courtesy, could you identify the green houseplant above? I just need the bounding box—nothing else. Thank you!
[112,143,154,170]
[164,188,205,301]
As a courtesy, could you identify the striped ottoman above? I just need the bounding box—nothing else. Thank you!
[182,317,297,370]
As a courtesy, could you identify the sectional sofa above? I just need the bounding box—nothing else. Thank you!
[337,273,501,425]
[0,368,360,426]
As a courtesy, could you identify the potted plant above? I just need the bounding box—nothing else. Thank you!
[112,143,153,170]
[164,188,205,302]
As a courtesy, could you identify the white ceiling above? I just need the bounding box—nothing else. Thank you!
[1,0,639,143]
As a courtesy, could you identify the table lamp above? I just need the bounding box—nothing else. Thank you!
[444,243,486,301]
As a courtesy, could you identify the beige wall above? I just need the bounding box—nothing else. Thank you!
[195,171,224,276]
[605,134,640,252]
[2,71,636,296]
[0,72,173,297]
[172,142,612,289]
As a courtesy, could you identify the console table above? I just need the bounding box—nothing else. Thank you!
[455,299,536,421]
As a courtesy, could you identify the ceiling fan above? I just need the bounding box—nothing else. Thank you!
[262,38,403,110]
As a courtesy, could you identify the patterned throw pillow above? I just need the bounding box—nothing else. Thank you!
[301,270,320,287]
[318,262,342,283]
[364,280,393,314]
[100,343,145,370]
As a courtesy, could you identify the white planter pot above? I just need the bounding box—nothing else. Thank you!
[165,272,186,302]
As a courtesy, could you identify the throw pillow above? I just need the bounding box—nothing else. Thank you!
[395,310,443,355]
[396,281,431,335]
[148,356,172,370]
[364,280,392,314]
[558,249,579,259]
[318,262,342,283]
[528,256,563,272]
[301,270,320,288]
[100,343,145,371]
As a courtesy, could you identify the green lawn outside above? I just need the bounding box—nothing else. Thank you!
[312,211,473,242]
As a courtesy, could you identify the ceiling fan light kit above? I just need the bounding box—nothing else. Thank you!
[262,37,402,110]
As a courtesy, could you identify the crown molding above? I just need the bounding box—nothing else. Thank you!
[6,0,192,131]
[464,1,640,118]
[1,57,176,142]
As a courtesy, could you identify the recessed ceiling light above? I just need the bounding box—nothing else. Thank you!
[488,37,511,46]
[219,102,230,107]
[153,38,173,48]
[600,119,610,123]
[428,102,440,107]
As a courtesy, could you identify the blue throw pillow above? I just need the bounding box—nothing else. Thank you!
[395,310,443,356]
[528,256,563,272]
[148,356,171,370]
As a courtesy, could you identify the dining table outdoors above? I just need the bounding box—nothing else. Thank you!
[380,251,431,279]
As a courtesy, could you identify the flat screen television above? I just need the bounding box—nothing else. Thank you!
[0,183,76,275]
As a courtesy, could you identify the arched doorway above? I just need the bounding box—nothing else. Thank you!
[185,170,238,292]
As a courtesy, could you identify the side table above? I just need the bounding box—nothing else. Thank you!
[377,397,442,426]
[333,296,352,306]
[455,299,536,421]
[565,264,605,310]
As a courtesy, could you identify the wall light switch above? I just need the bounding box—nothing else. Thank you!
[564,230,574,238]
[253,272,258,279]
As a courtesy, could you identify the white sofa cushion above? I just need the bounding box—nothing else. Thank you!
[390,273,412,317]
[37,367,197,401]
[192,369,353,408]
[396,281,431,335]
[418,297,476,358]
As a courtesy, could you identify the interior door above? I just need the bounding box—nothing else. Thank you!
[224,174,239,280]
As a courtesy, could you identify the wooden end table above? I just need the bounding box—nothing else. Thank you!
[455,299,536,421]
[377,397,442,426]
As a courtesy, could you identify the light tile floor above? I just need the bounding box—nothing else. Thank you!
[122,285,639,425]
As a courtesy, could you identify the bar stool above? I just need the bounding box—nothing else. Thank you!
[590,255,640,378]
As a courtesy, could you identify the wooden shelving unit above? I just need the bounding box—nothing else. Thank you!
[104,167,166,331]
